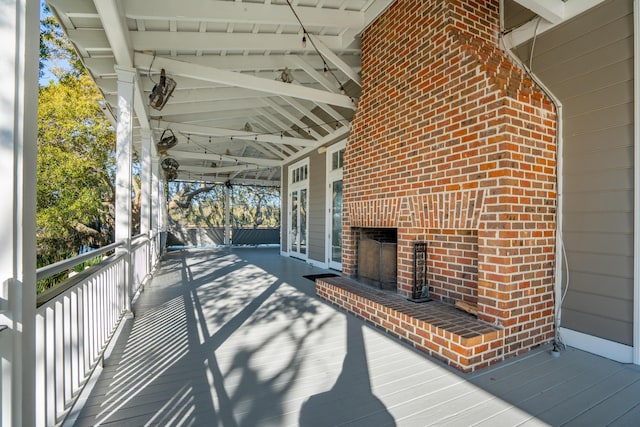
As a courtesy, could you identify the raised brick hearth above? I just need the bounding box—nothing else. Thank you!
[317,276,503,372]
[327,0,558,368]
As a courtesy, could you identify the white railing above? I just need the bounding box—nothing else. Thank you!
[34,234,159,426]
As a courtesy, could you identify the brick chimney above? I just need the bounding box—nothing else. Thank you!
[343,0,557,357]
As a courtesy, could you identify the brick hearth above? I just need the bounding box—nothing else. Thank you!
[317,277,503,372]
[335,0,557,368]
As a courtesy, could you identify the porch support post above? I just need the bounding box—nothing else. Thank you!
[0,0,39,426]
[115,67,135,314]
[140,130,152,235]
[225,186,231,246]
[140,129,153,276]
[151,155,160,263]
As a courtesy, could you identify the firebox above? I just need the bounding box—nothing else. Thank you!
[357,228,397,291]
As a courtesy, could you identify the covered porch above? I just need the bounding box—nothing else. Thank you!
[69,248,640,426]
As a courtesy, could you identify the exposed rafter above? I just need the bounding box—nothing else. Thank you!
[123,0,365,28]
[507,0,607,47]
[154,121,316,147]
[134,53,356,110]
[167,150,281,167]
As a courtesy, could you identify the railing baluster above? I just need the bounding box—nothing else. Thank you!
[35,312,45,427]
[45,306,55,427]
[70,290,79,396]
[63,294,72,408]
[34,235,156,425]
[54,300,64,422]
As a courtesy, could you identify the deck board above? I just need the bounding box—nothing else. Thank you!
[69,248,640,427]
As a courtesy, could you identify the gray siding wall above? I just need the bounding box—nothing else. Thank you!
[515,0,634,345]
[308,151,327,263]
[282,151,327,264]
[281,170,289,251]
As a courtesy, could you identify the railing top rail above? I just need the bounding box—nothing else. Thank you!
[36,240,124,282]
[131,233,149,249]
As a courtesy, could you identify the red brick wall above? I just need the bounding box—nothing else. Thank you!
[428,229,478,305]
[343,0,557,359]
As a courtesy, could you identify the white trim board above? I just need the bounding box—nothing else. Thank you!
[560,327,633,364]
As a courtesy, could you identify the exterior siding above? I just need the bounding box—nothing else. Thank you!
[308,150,327,263]
[282,151,327,264]
[515,0,634,345]
[281,168,289,252]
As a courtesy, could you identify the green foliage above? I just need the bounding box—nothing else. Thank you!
[37,72,116,269]
[168,182,280,229]
[40,4,84,78]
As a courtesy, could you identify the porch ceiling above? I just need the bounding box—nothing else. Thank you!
[46,0,394,186]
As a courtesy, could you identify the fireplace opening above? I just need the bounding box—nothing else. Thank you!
[357,228,397,291]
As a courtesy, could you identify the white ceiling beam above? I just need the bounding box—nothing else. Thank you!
[155,121,316,147]
[513,0,564,24]
[341,0,396,48]
[167,150,281,167]
[92,0,151,130]
[49,0,98,15]
[155,87,268,105]
[288,57,339,92]
[317,103,349,123]
[285,125,350,164]
[256,109,305,138]
[261,98,322,140]
[173,54,361,73]
[146,98,257,117]
[123,0,364,29]
[282,97,335,133]
[176,173,279,187]
[248,141,286,160]
[309,34,361,87]
[506,0,607,47]
[178,164,266,174]
[130,32,352,53]
[135,53,355,109]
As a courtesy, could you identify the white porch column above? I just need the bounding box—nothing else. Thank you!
[140,130,152,236]
[115,67,135,314]
[225,186,231,246]
[0,1,39,426]
[160,181,168,232]
[151,155,160,262]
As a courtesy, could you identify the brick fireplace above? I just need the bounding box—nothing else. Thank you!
[322,0,557,370]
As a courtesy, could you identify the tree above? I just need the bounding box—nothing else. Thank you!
[37,71,116,266]
[168,182,280,229]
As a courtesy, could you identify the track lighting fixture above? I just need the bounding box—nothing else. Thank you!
[302,34,307,48]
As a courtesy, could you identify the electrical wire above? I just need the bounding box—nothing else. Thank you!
[529,17,542,72]
[148,52,157,84]
[499,5,568,352]
[283,0,353,100]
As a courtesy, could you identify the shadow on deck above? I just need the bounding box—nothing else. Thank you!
[69,248,640,426]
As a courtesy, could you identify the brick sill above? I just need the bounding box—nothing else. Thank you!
[316,276,505,372]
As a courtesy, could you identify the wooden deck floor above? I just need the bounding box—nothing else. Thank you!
[68,248,640,426]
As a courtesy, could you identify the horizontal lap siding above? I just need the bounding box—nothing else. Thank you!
[308,151,326,264]
[516,0,634,345]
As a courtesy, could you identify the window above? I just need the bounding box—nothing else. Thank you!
[331,149,344,171]
[291,164,308,184]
